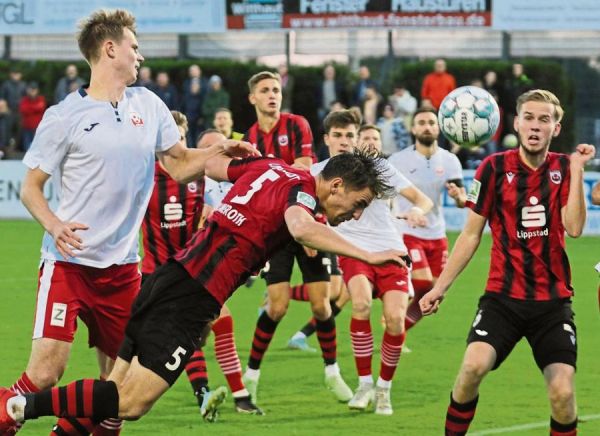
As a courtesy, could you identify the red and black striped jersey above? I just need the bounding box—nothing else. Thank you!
[141,161,204,274]
[243,112,314,164]
[175,157,318,304]
[466,149,572,301]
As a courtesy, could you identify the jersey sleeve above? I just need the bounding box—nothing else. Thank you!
[559,156,571,206]
[227,157,263,183]
[292,115,314,159]
[22,108,69,175]
[153,91,180,152]
[466,156,495,217]
[381,159,412,192]
[285,182,318,217]
[446,152,464,182]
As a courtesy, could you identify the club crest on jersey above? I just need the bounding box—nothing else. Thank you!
[130,112,144,127]
[278,135,289,147]
[435,166,444,176]
[549,170,562,184]
[187,182,197,193]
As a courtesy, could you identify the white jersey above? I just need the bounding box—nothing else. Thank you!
[312,158,412,252]
[23,86,180,268]
[388,146,463,240]
[204,177,232,207]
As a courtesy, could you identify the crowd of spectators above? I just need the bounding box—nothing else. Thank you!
[0,59,533,167]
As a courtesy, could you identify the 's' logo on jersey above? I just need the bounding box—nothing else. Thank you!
[130,112,144,127]
[521,196,546,228]
[83,122,99,132]
[549,170,562,184]
[278,135,289,147]
[164,195,183,221]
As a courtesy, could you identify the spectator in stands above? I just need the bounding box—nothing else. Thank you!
[154,71,179,110]
[278,63,295,113]
[54,64,85,103]
[503,63,534,134]
[388,83,417,130]
[420,58,456,110]
[361,83,381,125]
[377,103,410,155]
[0,98,16,159]
[202,75,230,131]
[352,65,376,107]
[213,107,243,140]
[19,82,46,151]
[1,68,26,150]
[182,64,207,142]
[316,64,347,122]
[135,66,155,90]
[483,70,501,101]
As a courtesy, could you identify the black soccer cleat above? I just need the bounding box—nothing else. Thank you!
[234,395,264,415]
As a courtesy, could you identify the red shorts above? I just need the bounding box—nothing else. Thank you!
[33,260,141,360]
[403,234,448,278]
[338,256,410,298]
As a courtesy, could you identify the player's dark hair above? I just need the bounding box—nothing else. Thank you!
[323,109,361,134]
[320,149,394,199]
[77,9,136,63]
[412,107,438,122]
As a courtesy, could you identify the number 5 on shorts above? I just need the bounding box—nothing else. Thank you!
[165,346,187,371]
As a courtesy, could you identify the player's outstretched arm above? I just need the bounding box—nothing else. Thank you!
[284,205,408,267]
[420,209,486,316]
[562,143,596,237]
[158,139,259,184]
[397,185,433,227]
[21,167,88,258]
[592,180,600,206]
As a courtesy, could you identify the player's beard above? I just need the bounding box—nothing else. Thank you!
[518,132,551,157]
[415,133,436,146]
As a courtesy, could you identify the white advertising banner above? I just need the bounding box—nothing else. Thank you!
[1,161,600,234]
[0,0,226,35]
[492,0,600,31]
[0,160,59,219]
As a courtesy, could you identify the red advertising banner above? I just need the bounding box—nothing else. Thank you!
[227,0,492,30]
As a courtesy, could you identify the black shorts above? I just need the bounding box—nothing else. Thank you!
[261,240,330,285]
[467,292,577,371]
[118,260,221,386]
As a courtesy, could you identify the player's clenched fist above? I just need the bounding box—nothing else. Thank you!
[419,288,445,316]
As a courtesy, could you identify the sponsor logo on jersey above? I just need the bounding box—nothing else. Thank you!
[506,172,515,184]
[83,122,99,132]
[161,195,186,229]
[216,203,247,226]
[466,179,481,203]
[278,135,289,146]
[296,191,316,210]
[130,112,144,126]
[549,170,562,184]
[517,196,549,239]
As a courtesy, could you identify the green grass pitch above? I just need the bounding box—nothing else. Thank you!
[0,220,598,435]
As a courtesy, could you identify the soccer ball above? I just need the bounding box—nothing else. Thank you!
[438,86,500,148]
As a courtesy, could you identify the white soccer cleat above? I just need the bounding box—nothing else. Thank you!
[324,373,353,403]
[374,387,393,416]
[242,373,259,404]
[348,382,374,410]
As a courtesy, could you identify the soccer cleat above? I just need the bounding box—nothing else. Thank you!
[374,387,393,416]
[200,386,227,423]
[324,373,353,403]
[348,382,374,410]
[287,336,317,353]
[241,373,259,404]
[234,396,264,415]
[0,388,18,435]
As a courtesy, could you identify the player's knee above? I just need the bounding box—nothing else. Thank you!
[267,300,289,320]
[460,358,490,384]
[548,380,574,409]
[310,301,331,320]
[351,299,371,318]
[28,368,64,389]
[383,313,405,335]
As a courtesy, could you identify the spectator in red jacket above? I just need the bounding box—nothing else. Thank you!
[420,59,456,110]
[19,82,47,151]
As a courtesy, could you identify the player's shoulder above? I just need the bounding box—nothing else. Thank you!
[282,112,309,125]
[50,88,87,117]
[126,85,161,103]
[389,146,414,162]
[547,151,570,165]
